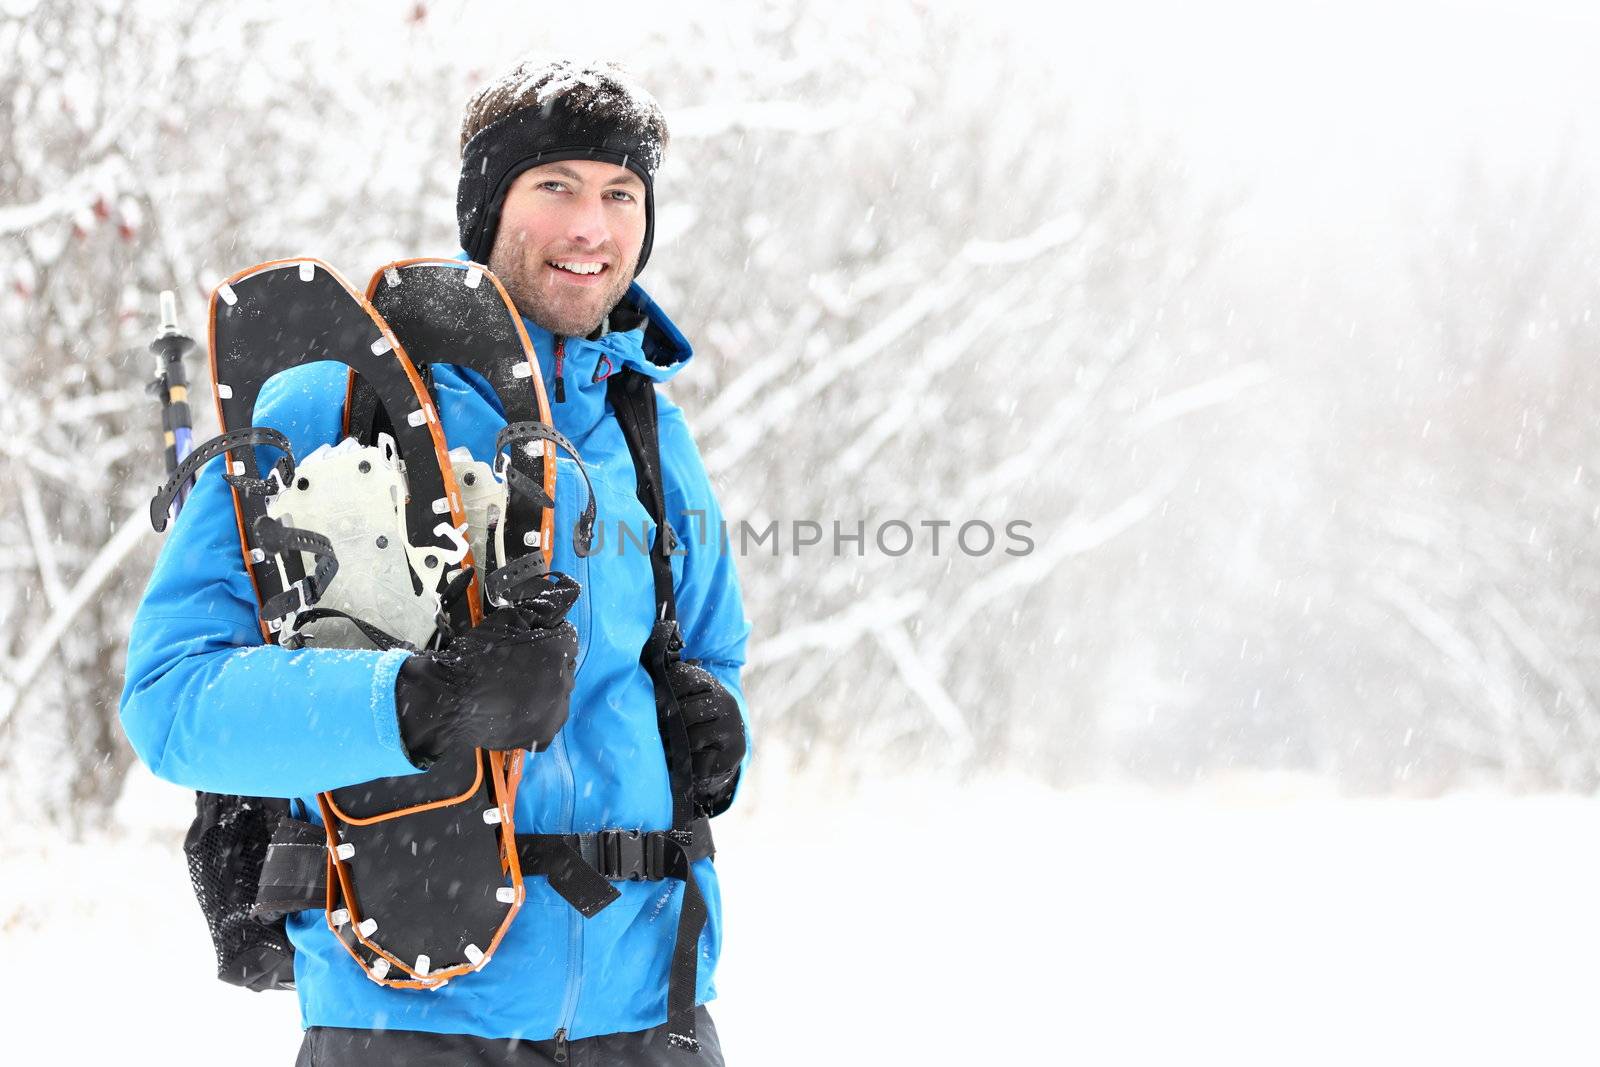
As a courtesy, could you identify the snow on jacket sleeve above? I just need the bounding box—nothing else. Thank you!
[658,397,755,792]
[119,363,420,798]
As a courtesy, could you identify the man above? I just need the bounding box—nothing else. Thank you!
[120,59,751,1065]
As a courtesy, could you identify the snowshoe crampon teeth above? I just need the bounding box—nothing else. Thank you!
[368,957,390,980]
[464,944,485,967]
[330,908,349,928]
[414,954,431,977]
[356,917,378,938]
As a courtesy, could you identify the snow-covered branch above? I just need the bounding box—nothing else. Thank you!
[927,484,1168,663]
[16,466,65,611]
[873,622,973,753]
[0,509,148,735]
[1131,361,1272,436]
[746,590,926,670]
[0,158,127,237]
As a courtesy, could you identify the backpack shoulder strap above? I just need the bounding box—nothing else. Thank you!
[605,366,710,1053]
[606,369,679,630]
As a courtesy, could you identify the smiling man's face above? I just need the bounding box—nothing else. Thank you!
[486,158,647,338]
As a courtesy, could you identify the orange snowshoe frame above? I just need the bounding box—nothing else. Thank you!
[205,257,557,989]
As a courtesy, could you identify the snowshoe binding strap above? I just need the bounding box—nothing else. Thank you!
[150,426,294,532]
[281,608,414,653]
[482,422,595,606]
[500,464,554,512]
[494,421,595,554]
[253,514,340,627]
[425,565,479,649]
[253,475,428,653]
[484,551,548,609]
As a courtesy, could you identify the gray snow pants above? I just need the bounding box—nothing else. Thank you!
[294,1006,723,1066]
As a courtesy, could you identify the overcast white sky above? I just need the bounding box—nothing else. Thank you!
[227,0,1600,331]
[318,0,1600,249]
[1023,0,1600,236]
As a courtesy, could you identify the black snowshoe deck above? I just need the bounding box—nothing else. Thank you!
[362,258,557,582]
[198,258,538,991]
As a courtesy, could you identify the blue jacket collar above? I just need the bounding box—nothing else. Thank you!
[450,251,693,383]
[521,281,693,385]
[621,283,694,380]
[455,264,691,439]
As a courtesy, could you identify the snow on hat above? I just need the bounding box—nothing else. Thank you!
[457,59,669,276]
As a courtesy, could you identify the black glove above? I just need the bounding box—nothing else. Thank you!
[665,659,747,817]
[395,572,581,769]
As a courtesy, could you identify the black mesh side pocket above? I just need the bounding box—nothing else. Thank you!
[182,791,298,991]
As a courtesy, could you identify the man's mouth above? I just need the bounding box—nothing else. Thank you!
[548,260,607,277]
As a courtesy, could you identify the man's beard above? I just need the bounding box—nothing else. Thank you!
[488,237,636,338]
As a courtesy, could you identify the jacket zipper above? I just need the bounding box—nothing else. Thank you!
[553,337,566,403]
[554,468,592,1038]
[552,1027,569,1062]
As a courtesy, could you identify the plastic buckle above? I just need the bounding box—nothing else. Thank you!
[598,829,647,881]
[644,832,670,880]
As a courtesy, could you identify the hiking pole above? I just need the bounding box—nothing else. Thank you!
[148,290,197,522]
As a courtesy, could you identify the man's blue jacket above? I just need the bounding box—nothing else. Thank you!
[119,279,752,1041]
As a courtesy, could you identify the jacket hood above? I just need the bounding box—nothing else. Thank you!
[618,282,694,381]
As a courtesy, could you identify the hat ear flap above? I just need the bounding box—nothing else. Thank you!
[634,183,655,278]
[456,142,492,261]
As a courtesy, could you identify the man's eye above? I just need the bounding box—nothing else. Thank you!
[539,181,567,193]
[608,190,636,202]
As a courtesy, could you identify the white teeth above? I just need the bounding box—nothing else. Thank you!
[552,261,603,275]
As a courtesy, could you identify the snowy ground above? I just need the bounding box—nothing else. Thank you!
[5,768,1599,1065]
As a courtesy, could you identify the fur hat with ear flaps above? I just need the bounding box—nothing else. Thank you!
[457,59,669,277]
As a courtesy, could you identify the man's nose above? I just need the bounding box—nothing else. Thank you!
[565,192,611,248]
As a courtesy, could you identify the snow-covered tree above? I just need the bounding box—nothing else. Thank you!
[0,0,1232,823]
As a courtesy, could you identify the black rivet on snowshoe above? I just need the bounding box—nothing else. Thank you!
[424,554,438,568]
[463,472,476,486]
[376,536,389,549]
[296,476,309,491]
[358,460,371,474]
